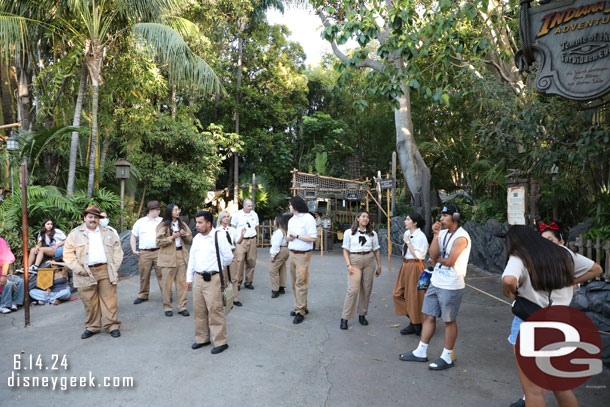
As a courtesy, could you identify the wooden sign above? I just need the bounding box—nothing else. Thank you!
[517,0,610,101]
[378,178,395,190]
[507,186,527,225]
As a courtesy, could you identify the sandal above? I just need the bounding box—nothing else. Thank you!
[429,357,455,370]
[399,351,427,362]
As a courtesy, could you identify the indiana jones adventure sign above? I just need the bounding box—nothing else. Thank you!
[517,0,610,101]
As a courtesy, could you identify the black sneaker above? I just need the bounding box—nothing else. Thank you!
[211,344,229,354]
[293,313,304,324]
[279,287,286,294]
[271,290,280,298]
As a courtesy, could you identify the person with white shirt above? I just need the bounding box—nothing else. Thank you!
[217,211,243,307]
[393,212,429,336]
[339,211,381,330]
[130,200,163,304]
[269,214,291,298]
[400,204,471,371]
[286,196,317,324]
[99,212,119,237]
[156,204,193,317]
[230,198,259,289]
[27,218,67,271]
[187,211,233,354]
[63,205,124,339]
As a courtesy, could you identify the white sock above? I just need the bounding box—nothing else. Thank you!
[440,347,453,364]
[412,341,428,358]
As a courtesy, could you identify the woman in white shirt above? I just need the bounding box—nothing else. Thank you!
[28,219,67,271]
[340,210,381,330]
[217,211,243,307]
[502,226,577,407]
[393,212,429,336]
[269,214,291,298]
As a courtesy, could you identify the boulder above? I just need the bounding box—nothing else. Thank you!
[567,218,594,243]
[118,230,139,278]
[571,282,610,369]
[462,219,508,274]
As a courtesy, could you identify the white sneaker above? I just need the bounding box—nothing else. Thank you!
[10,304,18,311]
[0,307,11,314]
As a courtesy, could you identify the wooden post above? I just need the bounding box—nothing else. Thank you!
[252,173,256,210]
[391,152,396,215]
[21,163,31,327]
[291,169,297,197]
[320,225,324,257]
[120,178,125,233]
[376,170,382,225]
[365,177,370,212]
[386,174,391,271]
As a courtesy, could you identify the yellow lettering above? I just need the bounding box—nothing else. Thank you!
[586,20,593,27]
[564,8,578,23]
[563,25,570,32]
[538,12,555,37]
[554,27,562,34]
[578,22,584,29]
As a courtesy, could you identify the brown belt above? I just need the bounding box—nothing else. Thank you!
[403,259,424,264]
[89,263,107,268]
[242,236,256,240]
[351,251,371,255]
[176,246,183,251]
[141,248,159,252]
[290,250,311,254]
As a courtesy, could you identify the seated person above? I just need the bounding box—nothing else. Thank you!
[29,263,70,305]
[1,237,24,313]
[28,219,66,271]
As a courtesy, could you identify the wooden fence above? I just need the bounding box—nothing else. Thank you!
[568,235,610,282]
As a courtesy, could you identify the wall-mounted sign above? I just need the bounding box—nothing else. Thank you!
[345,192,359,201]
[517,0,610,101]
[304,190,316,199]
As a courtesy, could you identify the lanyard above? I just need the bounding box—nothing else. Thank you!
[441,227,460,258]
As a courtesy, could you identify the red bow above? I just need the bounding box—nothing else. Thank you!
[539,221,559,233]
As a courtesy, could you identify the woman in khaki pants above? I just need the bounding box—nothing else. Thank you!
[269,214,291,298]
[156,204,192,317]
[340,211,381,330]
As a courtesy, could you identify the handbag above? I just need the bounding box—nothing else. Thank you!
[214,231,234,315]
[416,267,432,290]
[511,290,552,320]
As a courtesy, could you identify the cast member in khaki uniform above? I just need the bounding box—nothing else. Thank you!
[286,196,317,324]
[187,211,233,354]
[230,199,259,289]
[217,211,242,306]
[393,212,429,336]
[269,214,290,297]
[131,200,162,303]
[63,205,124,339]
[339,211,381,330]
[156,203,192,317]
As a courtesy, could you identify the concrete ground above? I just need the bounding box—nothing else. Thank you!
[1,248,608,406]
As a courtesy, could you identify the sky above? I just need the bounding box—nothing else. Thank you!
[266,5,333,67]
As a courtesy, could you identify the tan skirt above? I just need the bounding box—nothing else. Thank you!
[393,259,426,324]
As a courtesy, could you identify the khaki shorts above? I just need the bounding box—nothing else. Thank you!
[421,285,464,322]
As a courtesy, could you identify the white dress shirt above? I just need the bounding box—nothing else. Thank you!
[87,227,108,265]
[172,221,182,248]
[287,213,317,251]
[186,228,234,283]
[270,229,288,258]
[403,228,429,260]
[220,226,238,250]
[342,229,380,253]
[132,216,162,249]
[230,210,259,238]
[38,229,67,246]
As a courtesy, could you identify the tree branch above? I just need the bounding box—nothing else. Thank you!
[316,8,385,73]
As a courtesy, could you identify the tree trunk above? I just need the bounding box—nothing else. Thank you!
[171,84,176,119]
[234,34,243,204]
[67,64,88,197]
[394,83,431,235]
[0,64,17,126]
[86,82,99,198]
[15,51,33,132]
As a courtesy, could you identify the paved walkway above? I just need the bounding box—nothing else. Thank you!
[1,249,608,406]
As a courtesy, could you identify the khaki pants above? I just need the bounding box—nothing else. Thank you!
[193,273,227,346]
[341,252,376,320]
[222,257,239,302]
[137,249,162,299]
[234,237,257,285]
[269,246,289,291]
[78,264,120,332]
[160,251,187,312]
[289,251,312,314]
[393,260,426,323]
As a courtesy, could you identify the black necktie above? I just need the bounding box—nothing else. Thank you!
[225,231,232,245]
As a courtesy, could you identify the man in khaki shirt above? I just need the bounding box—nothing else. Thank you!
[63,205,124,339]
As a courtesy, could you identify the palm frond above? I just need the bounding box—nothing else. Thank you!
[132,22,224,96]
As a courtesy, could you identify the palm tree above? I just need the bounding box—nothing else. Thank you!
[1,0,224,197]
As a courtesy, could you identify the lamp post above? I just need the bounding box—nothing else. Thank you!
[6,129,19,194]
[113,159,131,233]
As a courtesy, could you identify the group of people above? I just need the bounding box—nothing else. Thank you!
[1,195,604,405]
